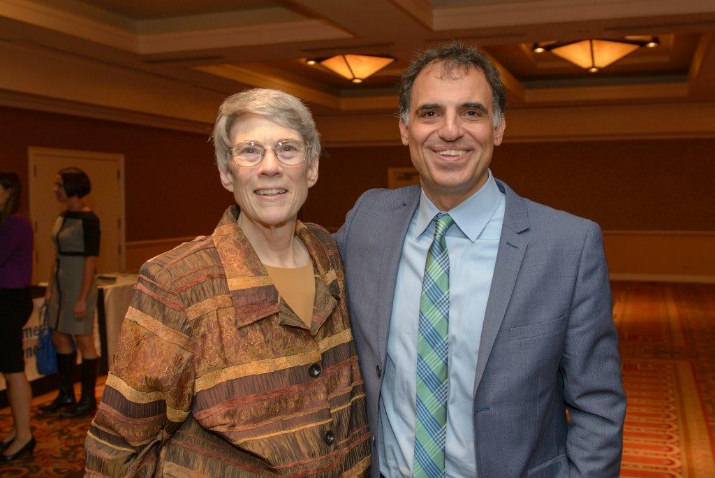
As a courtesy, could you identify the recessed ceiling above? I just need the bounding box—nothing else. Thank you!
[2,0,714,120]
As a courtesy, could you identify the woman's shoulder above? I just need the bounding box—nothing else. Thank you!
[81,210,99,221]
[139,235,218,280]
[4,213,32,231]
[8,212,30,223]
[68,209,100,228]
[299,222,342,263]
[5,212,32,229]
[63,209,98,219]
[301,222,334,244]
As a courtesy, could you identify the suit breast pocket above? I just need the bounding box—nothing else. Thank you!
[508,315,567,342]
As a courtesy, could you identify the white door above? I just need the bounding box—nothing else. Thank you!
[28,147,125,284]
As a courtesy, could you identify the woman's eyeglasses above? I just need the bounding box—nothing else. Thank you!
[230,140,307,167]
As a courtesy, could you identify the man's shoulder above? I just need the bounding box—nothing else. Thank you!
[523,196,592,226]
[353,185,420,211]
[499,180,599,236]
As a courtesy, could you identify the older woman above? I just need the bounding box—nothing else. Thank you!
[85,89,370,476]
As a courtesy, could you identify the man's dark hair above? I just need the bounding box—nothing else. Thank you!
[398,42,506,125]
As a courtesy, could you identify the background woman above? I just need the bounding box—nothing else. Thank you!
[40,167,101,419]
[85,89,369,476]
[0,171,35,461]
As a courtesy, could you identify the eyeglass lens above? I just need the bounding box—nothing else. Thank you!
[232,140,305,166]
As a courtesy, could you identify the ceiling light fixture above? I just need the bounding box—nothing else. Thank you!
[308,54,395,83]
[533,36,659,73]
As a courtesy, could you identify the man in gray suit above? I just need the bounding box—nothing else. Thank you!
[335,43,625,477]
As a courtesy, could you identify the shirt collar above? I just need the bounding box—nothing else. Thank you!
[416,170,503,242]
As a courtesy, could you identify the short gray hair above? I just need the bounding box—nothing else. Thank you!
[399,42,506,127]
[212,88,321,173]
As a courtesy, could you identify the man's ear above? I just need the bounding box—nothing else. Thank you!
[398,118,410,146]
[306,156,319,188]
[493,118,506,146]
[219,168,234,192]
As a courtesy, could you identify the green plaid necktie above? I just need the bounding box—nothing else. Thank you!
[414,213,454,478]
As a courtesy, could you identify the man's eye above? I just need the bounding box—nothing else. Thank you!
[418,110,437,118]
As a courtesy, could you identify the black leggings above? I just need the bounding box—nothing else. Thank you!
[0,288,33,374]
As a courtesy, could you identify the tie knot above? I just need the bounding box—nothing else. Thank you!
[433,213,454,239]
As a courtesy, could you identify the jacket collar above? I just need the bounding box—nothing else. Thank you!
[495,179,530,234]
[212,206,339,336]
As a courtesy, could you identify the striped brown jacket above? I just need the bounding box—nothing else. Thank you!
[85,206,370,476]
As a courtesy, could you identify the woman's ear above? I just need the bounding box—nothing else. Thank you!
[219,168,235,192]
[306,156,319,188]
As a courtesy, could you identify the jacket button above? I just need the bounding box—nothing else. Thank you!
[309,363,322,378]
[324,430,335,445]
[376,365,381,378]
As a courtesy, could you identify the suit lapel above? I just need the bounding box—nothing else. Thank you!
[474,181,530,392]
[375,186,420,364]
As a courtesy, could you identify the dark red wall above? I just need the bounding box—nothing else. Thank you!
[3,106,714,240]
[305,141,715,231]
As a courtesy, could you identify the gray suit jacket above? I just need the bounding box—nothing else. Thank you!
[335,180,625,477]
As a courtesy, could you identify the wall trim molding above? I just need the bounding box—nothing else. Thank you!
[602,230,714,283]
[604,230,715,236]
[0,91,212,134]
[609,273,715,284]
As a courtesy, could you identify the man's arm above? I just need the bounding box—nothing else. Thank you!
[562,222,626,476]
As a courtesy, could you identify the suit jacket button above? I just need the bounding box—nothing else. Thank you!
[324,430,335,445]
[376,365,382,378]
[309,363,322,378]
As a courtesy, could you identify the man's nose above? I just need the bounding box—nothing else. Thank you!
[438,113,463,141]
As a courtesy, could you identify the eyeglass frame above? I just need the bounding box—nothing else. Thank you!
[229,139,310,167]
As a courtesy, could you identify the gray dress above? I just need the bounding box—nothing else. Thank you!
[48,210,100,335]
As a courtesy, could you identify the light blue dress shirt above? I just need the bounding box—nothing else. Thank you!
[379,171,505,477]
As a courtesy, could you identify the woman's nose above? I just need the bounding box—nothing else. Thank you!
[257,148,282,174]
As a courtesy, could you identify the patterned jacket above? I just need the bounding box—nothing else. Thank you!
[85,206,370,476]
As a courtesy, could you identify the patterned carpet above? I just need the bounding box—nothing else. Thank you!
[0,282,713,476]
[615,282,715,477]
[0,379,103,477]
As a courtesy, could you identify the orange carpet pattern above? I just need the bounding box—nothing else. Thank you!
[615,282,715,477]
[0,282,714,476]
[0,379,104,477]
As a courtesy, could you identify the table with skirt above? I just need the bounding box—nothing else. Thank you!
[0,273,137,396]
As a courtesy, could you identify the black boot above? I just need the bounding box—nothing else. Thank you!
[39,352,77,414]
[61,358,98,418]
